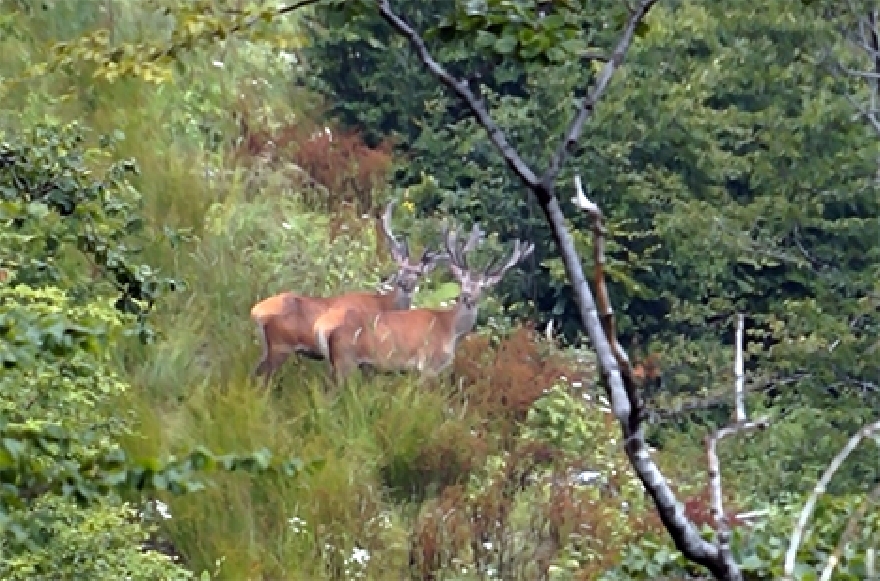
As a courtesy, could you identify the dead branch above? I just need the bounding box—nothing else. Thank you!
[376,1,746,578]
[783,418,880,579]
[704,315,770,559]
[572,177,744,580]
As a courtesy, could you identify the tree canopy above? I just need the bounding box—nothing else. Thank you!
[0,0,878,579]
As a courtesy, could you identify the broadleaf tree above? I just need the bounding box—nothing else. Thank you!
[28,0,880,578]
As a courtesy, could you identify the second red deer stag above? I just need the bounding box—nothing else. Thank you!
[324,224,534,383]
[249,201,448,387]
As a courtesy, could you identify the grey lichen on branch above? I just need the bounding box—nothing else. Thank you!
[373,1,749,578]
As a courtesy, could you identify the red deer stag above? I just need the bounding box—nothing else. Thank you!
[249,201,448,387]
[324,223,534,384]
[314,222,483,360]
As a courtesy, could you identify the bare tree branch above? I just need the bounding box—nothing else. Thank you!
[573,177,744,580]
[375,1,747,578]
[783,418,880,579]
[376,0,540,190]
[542,1,656,189]
[705,314,770,560]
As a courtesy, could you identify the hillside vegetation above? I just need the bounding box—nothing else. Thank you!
[1,1,878,580]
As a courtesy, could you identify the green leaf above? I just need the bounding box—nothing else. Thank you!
[494,34,518,55]
[460,0,488,17]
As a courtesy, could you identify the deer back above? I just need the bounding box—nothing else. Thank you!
[331,306,459,374]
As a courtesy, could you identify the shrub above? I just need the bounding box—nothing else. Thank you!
[232,98,393,215]
[0,498,192,581]
[453,327,594,444]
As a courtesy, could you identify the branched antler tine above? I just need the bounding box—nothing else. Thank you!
[381,200,406,258]
[458,222,485,270]
[482,254,502,277]
[381,200,397,238]
[487,239,533,278]
[461,223,485,254]
[444,224,462,267]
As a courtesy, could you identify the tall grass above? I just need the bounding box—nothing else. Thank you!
[0,4,713,579]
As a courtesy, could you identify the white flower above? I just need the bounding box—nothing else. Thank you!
[287,516,307,533]
[350,547,371,565]
[154,500,172,519]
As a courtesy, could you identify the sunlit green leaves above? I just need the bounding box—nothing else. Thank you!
[609,493,880,579]
[430,0,597,65]
[0,122,183,342]
[0,117,324,572]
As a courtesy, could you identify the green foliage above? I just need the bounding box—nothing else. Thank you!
[5,0,880,578]
[0,121,181,343]
[0,117,194,577]
[25,0,309,85]
[605,493,880,580]
[1,497,195,581]
[431,0,601,66]
[523,384,594,454]
[0,113,318,576]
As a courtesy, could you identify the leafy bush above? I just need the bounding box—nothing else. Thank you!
[0,122,191,578]
[605,493,880,580]
[409,379,653,581]
[0,498,192,581]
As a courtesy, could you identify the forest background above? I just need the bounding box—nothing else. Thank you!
[0,0,878,579]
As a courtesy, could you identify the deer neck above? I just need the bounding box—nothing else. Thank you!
[382,285,411,310]
[451,299,479,342]
[375,280,411,310]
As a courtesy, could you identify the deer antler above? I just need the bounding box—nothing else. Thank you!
[462,223,485,254]
[444,222,485,270]
[382,200,409,261]
[483,239,535,285]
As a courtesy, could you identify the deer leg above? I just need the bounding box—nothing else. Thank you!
[327,339,356,388]
[252,322,272,381]
[253,334,292,390]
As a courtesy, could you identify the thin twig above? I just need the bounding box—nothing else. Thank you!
[784,419,880,578]
[705,314,770,556]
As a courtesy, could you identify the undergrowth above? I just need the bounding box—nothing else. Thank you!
[0,4,722,579]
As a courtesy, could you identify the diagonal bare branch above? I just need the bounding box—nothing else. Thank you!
[376,0,540,190]
[572,177,744,580]
[542,0,658,189]
[784,418,880,579]
[373,2,747,578]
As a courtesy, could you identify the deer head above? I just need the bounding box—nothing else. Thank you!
[443,222,534,334]
[380,200,449,304]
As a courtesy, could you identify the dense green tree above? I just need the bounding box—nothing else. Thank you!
[8,0,879,579]
[0,119,318,577]
[304,0,880,494]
